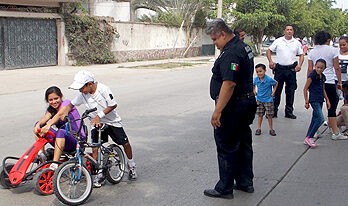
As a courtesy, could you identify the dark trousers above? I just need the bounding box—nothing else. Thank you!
[213,97,256,194]
[273,66,297,115]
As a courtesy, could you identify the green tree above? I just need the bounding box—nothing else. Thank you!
[133,0,236,56]
[232,0,286,54]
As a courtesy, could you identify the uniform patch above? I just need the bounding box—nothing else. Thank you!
[231,63,239,71]
[248,52,254,59]
[244,45,252,53]
[109,94,113,99]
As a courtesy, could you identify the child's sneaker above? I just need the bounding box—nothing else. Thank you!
[255,129,261,135]
[35,152,47,164]
[93,170,104,188]
[331,133,348,140]
[128,162,137,180]
[304,137,317,148]
[269,130,276,136]
[49,163,58,170]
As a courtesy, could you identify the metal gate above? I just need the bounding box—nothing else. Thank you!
[0,18,57,70]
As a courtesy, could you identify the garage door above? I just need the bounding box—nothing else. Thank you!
[0,17,57,69]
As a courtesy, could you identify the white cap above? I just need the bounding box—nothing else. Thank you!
[69,70,94,90]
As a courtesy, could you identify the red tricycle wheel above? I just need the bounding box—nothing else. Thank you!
[34,168,54,195]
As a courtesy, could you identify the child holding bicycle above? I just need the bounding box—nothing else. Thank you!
[34,86,85,170]
[67,70,137,186]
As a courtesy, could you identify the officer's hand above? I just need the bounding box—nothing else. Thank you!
[211,110,221,129]
[90,116,101,128]
[269,61,275,69]
[295,65,301,72]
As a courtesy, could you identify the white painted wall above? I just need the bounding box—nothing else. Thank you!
[90,1,130,21]
[111,22,202,51]
[135,8,157,20]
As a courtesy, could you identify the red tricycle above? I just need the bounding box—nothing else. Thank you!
[0,129,70,195]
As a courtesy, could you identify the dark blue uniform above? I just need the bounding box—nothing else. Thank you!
[210,36,257,194]
[273,62,298,116]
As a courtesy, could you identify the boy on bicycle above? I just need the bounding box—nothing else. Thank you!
[67,70,137,187]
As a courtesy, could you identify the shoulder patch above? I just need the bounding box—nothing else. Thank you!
[248,52,254,59]
[231,63,239,71]
[244,45,252,53]
[109,94,114,100]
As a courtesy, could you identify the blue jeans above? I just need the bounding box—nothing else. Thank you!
[306,102,324,138]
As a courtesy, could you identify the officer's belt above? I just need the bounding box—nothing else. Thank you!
[276,62,297,70]
[233,92,255,101]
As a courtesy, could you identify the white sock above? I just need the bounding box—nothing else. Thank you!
[128,159,136,167]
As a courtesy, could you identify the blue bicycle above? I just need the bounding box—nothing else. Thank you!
[52,108,125,205]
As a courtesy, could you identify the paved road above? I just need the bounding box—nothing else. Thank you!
[0,56,347,206]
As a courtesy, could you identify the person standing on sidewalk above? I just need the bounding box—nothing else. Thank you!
[303,59,331,148]
[233,28,245,41]
[253,63,278,136]
[204,19,256,199]
[267,25,304,119]
[339,36,348,84]
[337,81,348,135]
[307,31,347,140]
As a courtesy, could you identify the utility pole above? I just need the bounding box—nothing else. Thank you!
[215,0,223,59]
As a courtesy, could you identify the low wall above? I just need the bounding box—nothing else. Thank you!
[110,21,203,62]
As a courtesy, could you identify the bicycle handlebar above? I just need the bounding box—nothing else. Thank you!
[63,107,97,139]
[36,128,55,143]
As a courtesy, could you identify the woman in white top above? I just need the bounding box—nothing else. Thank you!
[307,31,347,140]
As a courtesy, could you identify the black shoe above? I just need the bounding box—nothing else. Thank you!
[203,189,234,199]
[285,113,296,119]
[233,185,255,193]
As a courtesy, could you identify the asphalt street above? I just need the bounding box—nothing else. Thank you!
[0,56,347,206]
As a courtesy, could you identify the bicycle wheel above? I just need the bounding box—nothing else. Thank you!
[53,161,93,206]
[33,168,54,195]
[104,144,125,184]
[0,163,17,189]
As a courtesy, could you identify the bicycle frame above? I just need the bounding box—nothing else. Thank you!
[63,108,109,179]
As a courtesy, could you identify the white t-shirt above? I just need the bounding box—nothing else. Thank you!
[339,53,348,82]
[71,82,122,127]
[269,36,304,65]
[308,45,339,84]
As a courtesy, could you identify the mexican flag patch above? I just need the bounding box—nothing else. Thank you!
[231,63,239,71]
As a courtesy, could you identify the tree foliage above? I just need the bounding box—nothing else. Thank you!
[232,0,347,53]
[64,14,116,65]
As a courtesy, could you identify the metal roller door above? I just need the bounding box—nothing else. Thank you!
[0,17,57,69]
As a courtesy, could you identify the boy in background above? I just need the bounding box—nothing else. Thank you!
[253,64,278,136]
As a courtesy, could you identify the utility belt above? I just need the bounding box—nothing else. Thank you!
[214,92,255,104]
[233,92,255,101]
[276,61,298,71]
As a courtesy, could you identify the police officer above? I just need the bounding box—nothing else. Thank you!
[267,25,304,119]
[203,19,257,199]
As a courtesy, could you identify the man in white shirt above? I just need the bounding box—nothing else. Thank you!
[267,25,304,119]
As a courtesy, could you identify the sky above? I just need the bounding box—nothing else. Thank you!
[332,0,347,10]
